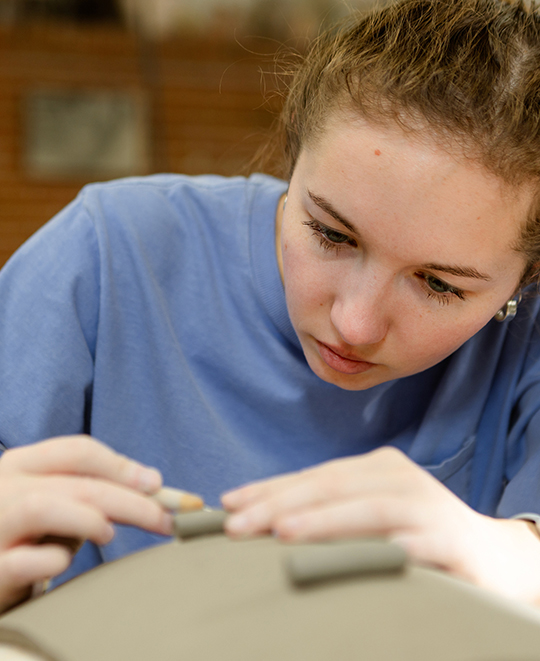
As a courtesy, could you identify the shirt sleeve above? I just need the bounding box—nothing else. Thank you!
[0,192,100,447]
[497,382,540,518]
[495,312,540,518]
[0,193,104,579]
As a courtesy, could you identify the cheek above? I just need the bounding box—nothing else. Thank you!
[282,238,333,313]
[403,312,492,371]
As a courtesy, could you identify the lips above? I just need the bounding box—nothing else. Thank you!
[316,340,376,375]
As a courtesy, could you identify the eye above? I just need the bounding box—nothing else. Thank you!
[303,219,357,252]
[415,272,466,305]
[425,274,451,294]
[323,228,349,244]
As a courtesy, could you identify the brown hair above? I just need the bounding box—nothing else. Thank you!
[275,0,540,286]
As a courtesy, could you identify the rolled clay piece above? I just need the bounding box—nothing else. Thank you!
[173,510,228,539]
[286,540,407,585]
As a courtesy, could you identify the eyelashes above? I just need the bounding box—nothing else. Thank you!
[415,273,466,305]
[302,217,467,305]
[302,219,357,252]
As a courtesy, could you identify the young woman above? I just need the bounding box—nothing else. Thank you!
[1,0,540,613]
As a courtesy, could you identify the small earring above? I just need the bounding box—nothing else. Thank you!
[495,294,522,322]
[283,194,288,210]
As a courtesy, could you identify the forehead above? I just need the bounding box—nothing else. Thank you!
[297,117,532,281]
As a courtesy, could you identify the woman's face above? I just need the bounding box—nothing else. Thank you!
[277,117,533,390]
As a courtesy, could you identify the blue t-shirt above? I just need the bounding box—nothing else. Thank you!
[0,173,540,583]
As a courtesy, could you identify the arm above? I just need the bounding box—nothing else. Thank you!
[222,447,540,605]
[0,196,100,445]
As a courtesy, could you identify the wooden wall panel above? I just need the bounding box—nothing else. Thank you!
[0,22,279,266]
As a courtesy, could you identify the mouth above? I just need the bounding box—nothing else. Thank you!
[316,340,376,375]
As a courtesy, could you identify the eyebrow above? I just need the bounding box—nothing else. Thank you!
[419,263,491,281]
[307,189,493,282]
[308,190,358,234]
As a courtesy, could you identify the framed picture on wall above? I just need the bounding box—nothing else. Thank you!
[24,88,150,178]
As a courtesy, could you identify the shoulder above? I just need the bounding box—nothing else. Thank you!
[506,293,540,387]
[460,292,540,395]
[71,173,287,268]
[77,173,286,229]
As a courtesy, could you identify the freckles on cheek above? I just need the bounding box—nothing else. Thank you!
[415,320,487,368]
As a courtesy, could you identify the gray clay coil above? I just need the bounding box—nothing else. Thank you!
[286,539,407,585]
[174,509,228,539]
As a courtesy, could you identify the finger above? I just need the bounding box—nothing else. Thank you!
[0,474,173,536]
[224,457,401,536]
[71,476,173,534]
[40,475,172,535]
[0,545,71,612]
[270,496,420,542]
[222,471,302,511]
[0,493,115,548]
[0,436,162,494]
[225,477,339,536]
[389,532,450,570]
[222,450,408,511]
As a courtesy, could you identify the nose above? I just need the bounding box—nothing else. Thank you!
[329,276,390,348]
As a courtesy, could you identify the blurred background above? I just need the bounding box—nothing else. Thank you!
[0,0,383,266]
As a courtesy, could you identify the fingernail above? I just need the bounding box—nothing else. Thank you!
[221,491,240,509]
[159,512,173,536]
[225,514,249,534]
[102,523,115,545]
[138,467,162,494]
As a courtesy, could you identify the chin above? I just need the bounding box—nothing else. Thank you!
[309,358,389,391]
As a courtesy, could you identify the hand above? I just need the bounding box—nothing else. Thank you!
[0,435,171,612]
[222,447,540,605]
